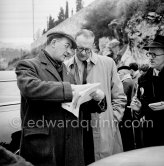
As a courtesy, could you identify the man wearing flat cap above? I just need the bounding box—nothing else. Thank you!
[15,31,87,166]
[130,35,164,147]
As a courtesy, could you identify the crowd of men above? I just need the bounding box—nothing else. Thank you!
[1,30,163,166]
[117,36,164,150]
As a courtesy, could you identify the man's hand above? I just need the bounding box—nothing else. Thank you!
[90,89,105,101]
[71,84,79,108]
[128,96,142,111]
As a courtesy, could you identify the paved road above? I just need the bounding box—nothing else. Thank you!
[0,81,20,103]
[0,71,17,81]
[0,71,21,143]
[0,71,20,103]
[0,104,21,143]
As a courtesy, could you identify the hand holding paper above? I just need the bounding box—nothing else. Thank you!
[128,96,142,111]
[62,83,101,117]
[90,89,105,101]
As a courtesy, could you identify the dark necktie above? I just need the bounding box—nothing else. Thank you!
[83,61,87,84]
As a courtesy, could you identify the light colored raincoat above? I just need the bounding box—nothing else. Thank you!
[66,52,127,161]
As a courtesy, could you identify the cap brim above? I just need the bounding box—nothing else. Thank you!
[117,66,130,71]
[61,33,77,49]
[143,42,164,50]
[47,32,77,49]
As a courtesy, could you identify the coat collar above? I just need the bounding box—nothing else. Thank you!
[142,67,164,80]
[38,50,62,81]
[67,51,98,69]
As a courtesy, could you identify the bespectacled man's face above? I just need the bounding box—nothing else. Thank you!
[75,35,94,62]
[147,47,164,70]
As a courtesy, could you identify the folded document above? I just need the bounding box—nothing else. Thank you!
[148,101,164,111]
[62,83,101,117]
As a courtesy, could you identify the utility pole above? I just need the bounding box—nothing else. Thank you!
[32,0,35,40]
[47,16,49,31]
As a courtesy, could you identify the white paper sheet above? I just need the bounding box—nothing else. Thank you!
[148,101,164,111]
[62,83,101,117]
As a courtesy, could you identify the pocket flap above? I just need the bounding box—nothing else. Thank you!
[24,127,49,137]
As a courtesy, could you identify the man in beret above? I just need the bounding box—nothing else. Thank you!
[15,31,88,166]
[129,62,141,84]
[130,35,164,147]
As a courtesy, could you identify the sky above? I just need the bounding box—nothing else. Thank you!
[0,0,94,46]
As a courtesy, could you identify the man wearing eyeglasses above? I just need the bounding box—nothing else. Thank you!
[65,29,126,165]
[130,35,164,147]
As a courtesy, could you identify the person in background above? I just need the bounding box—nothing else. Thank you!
[117,66,136,151]
[118,66,135,102]
[104,48,114,58]
[139,64,150,75]
[15,31,101,166]
[129,62,141,84]
[66,29,126,164]
[129,34,164,147]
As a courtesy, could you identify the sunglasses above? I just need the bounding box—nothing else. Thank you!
[146,52,164,58]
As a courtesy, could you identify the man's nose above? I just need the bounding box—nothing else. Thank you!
[149,56,154,60]
[81,49,86,54]
[66,48,74,57]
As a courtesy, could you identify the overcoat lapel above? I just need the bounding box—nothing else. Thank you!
[39,53,62,81]
[45,63,62,81]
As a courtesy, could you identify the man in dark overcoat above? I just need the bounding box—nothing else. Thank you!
[117,66,136,151]
[16,31,85,166]
[130,35,164,147]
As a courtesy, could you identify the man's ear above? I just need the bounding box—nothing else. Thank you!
[51,39,56,48]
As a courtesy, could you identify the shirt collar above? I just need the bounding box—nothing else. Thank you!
[153,68,160,76]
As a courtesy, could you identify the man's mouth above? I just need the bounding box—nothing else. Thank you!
[150,61,156,65]
[80,54,86,58]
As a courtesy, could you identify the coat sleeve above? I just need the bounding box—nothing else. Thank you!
[15,59,72,102]
[110,60,127,122]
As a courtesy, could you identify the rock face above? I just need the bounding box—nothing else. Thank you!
[84,0,164,66]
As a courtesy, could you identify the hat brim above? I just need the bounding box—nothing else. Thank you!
[143,42,164,50]
[117,66,130,71]
[47,31,77,49]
